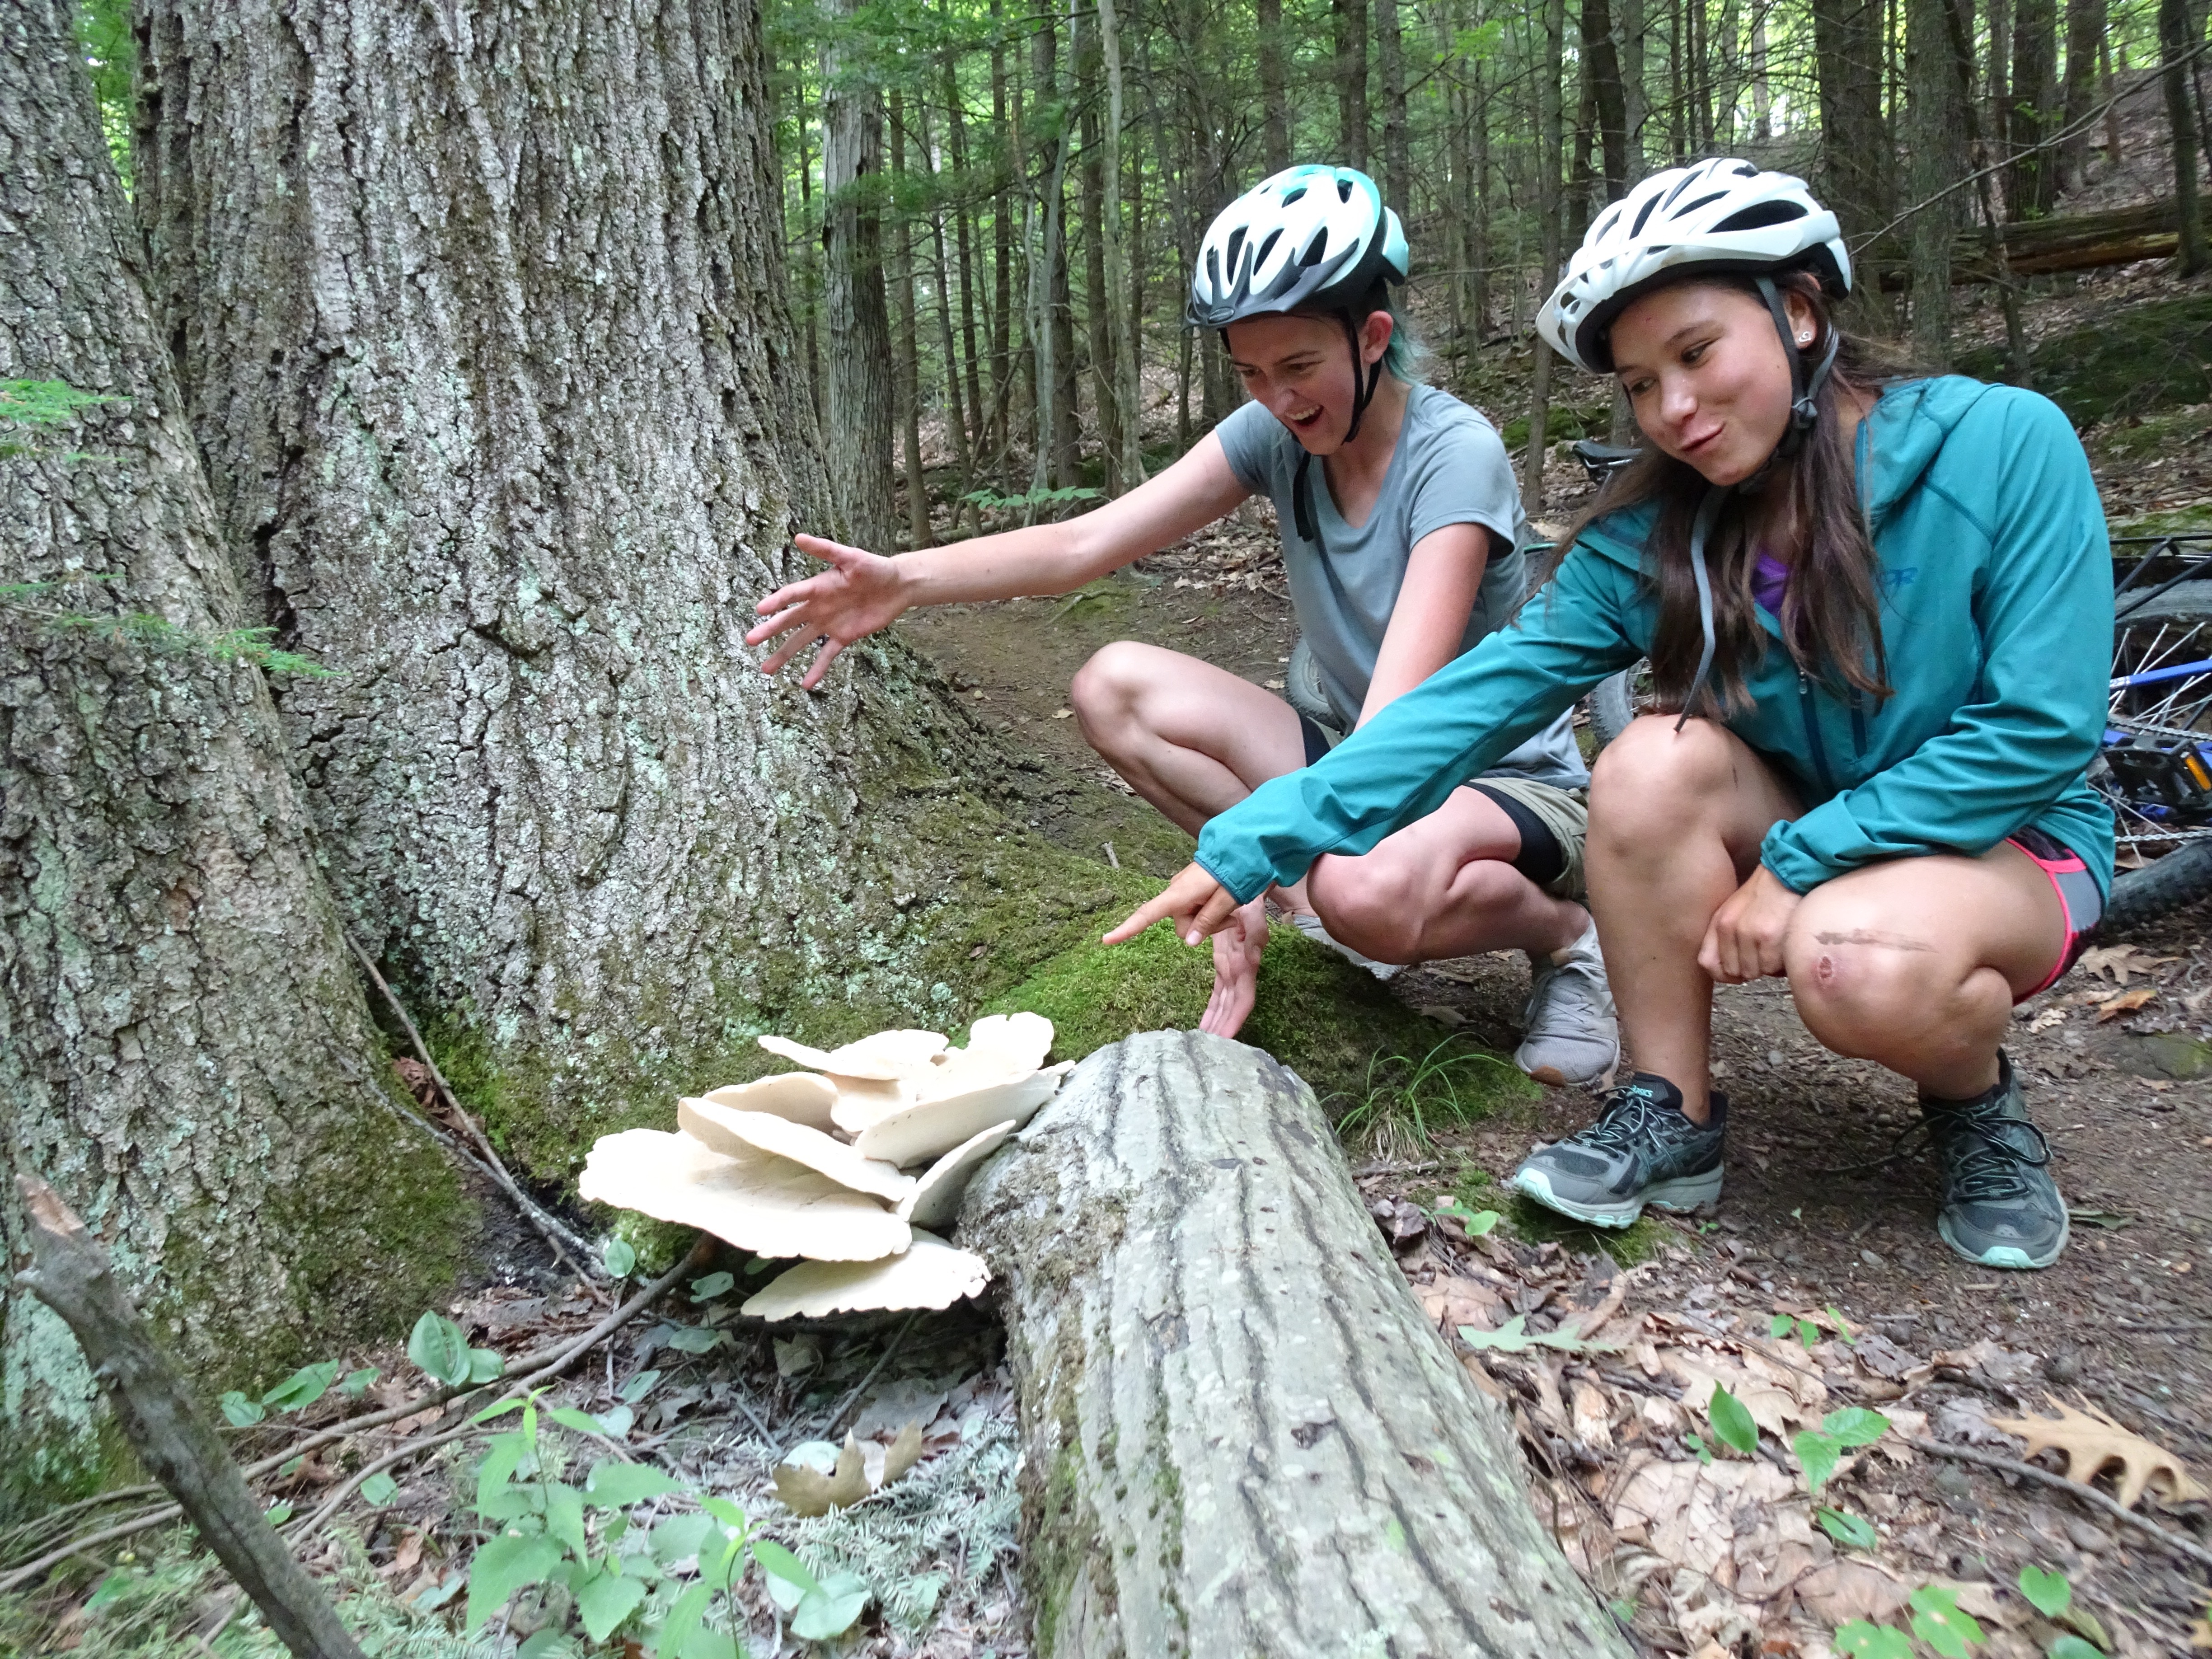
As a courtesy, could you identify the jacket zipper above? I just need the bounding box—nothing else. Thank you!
[1799,670,1834,795]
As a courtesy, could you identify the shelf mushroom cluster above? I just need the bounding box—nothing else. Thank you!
[580,1013,1068,1319]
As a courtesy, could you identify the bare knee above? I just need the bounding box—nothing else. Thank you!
[1785,911,1948,1059]
[1589,715,1739,840]
[1308,856,1426,964]
[1069,641,1155,753]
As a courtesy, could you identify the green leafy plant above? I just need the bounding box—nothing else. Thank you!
[1815,1507,1879,1550]
[1706,1385,1759,1457]
[0,378,121,458]
[1792,1406,1891,1494]
[1335,1034,1525,1147]
[1907,1584,1985,1657]
[962,483,1101,511]
[459,1385,872,1652]
[2,573,337,677]
[605,1238,639,1278]
[690,1271,736,1302]
[217,1390,266,1428]
[262,1360,342,1413]
[1768,1311,1822,1350]
[410,1309,505,1388]
[1430,1198,1500,1236]
[1833,1621,1913,1659]
[2019,1564,2111,1652]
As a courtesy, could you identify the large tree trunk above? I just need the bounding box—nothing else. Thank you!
[2163,0,2207,276]
[821,0,902,548]
[1814,0,1892,243]
[1334,0,1371,173]
[2008,0,2062,216]
[1907,0,1972,361]
[1,0,464,1509]
[1379,0,1411,216]
[1257,0,1290,173]
[964,1033,1633,1659]
[133,0,1054,1178]
[1098,0,1146,493]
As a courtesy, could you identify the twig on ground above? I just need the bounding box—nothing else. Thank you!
[344,933,607,1300]
[287,1237,714,1545]
[1903,1434,2212,1571]
[0,1505,184,1596]
[819,1311,924,1439]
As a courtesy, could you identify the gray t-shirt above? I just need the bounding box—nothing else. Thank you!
[1215,384,1589,789]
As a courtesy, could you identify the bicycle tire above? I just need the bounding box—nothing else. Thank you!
[1587,670,1637,750]
[2104,579,2212,929]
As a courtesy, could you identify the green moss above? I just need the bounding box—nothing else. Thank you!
[1956,291,2212,425]
[986,918,1536,1128]
[1504,1192,1667,1266]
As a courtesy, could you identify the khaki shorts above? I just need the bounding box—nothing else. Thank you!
[1296,711,1589,900]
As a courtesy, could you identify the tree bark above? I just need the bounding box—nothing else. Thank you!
[1099,0,1146,492]
[1523,0,1566,511]
[1078,26,1123,496]
[1814,0,1893,241]
[2061,0,2105,189]
[1257,0,1290,173]
[2165,0,2207,275]
[2,0,463,1505]
[2009,0,2062,215]
[1907,0,1972,360]
[1379,0,1411,214]
[1584,0,1630,194]
[941,42,987,470]
[991,0,1016,469]
[891,90,932,551]
[14,1178,368,1659]
[1620,0,1647,176]
[963,1032,1634,1659]
[1334,0,1370,173]
[820,0,902,549]
[134,0,1034,1177]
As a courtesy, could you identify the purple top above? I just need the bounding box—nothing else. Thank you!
[1752,550,1792,618]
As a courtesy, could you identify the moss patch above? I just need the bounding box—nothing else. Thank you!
[1956,292,2212,425]
[983,917,1536,1124]
[1504,1192,1668,1266]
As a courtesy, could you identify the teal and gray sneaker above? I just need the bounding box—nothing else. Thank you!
[1920,1053,2068,1270]
[1510,1073,1726,1228]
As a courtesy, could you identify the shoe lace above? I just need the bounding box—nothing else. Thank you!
[1523,950,1602,1035]
[1570,1084,1682,1154]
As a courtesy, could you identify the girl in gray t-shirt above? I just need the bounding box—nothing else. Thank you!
[747,164,1616,1087]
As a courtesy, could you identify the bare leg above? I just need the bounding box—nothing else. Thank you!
[1584,717,1802,1121]
[1784,845,2066,1097]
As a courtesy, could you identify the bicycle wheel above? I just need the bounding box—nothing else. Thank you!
[1584,662,1655,751]
[2102,580,2212,929]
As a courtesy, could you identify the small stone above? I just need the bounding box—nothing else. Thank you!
[1932,1465,1974,1500]
[2044,1351,2082,1385]
[1767,1048,1786,1068]
[2064,1516,2110,1553]
[1861,1249,1885,1267]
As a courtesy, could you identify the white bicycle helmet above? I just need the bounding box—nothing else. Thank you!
[1537,158,1850,375]
[1187,164,1410,330]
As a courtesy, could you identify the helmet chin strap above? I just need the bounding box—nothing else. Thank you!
[1294,311,1386,550]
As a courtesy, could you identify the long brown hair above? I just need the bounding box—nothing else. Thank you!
[1555,273,1924,714]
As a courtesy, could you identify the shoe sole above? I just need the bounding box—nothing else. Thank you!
[1936,1208,2069,1270]
[1514,1036,1623,1090]
[1511,1167,1723,1229]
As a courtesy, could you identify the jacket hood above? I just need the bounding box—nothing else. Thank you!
[1572,374,2001,566]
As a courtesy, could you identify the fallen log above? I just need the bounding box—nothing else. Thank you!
[962,1030,1631,1659]
[1868,197,2183,288]
[11,1176,366,1659]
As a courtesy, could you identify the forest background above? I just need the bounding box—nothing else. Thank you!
[8,0,2212,1614]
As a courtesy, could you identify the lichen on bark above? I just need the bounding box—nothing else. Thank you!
[0,0,468,1515]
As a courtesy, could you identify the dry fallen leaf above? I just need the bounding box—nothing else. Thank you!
[2077,943,2178,985]
[2095,985,2158,1022]
[741,1231,991,1319]
[1417,1274,1508,1333]
[1663,1348,1825,1437]
[773,1422,929,1516]
[578,1129,910,1261]
[1988,1400,2207,1508]
[1611,1453,1798,1581]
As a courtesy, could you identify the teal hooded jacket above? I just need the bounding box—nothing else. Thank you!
[1195,376,2117,904]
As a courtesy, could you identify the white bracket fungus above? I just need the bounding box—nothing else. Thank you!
[581,1015,1065,1315]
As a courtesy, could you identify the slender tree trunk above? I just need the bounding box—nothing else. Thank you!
[821,0,901,547]
[1752,10,1773,138]
[920,103,975,501]
[1258,0,1290,173]
[1987,0,2013,188]
[1814,0,1892,241]
[2009,0,2061,215]
[1335,0,1370,172]
[942,43,986,471]
[2165,0,2207,273]
[2105,35,2124,168]
[991,0,1015,469]
[1379,0,1410,211]
[891,91,931,550]
[1942,0,2036,379]
[797,56,825,425]
[1471,42,1492,330]
[1028,2,1079,500]
[1909,0,1972,362]
[2,0,464,1504]
[1585,0,1629,192]
[1078,30,1122,493]
[138,0,1030,1179]
[2061,0,2103,188]
[1051,5,1083,488]
[1099,0,1146,489]
[1524,0,1566,510]
[1621,0,1648,173]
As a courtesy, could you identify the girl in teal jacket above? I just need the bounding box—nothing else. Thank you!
[1109,160,2115,1270]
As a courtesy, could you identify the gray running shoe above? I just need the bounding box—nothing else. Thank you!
[1516,918,1620,1087]
[1512,1074,1726,1228]
[1921,1053,2069,1270]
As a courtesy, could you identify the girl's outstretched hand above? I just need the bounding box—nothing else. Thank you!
[1103,862,1243,948]
[747,534,911,689]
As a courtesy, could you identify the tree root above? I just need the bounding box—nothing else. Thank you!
[1903,1434,2212,1572]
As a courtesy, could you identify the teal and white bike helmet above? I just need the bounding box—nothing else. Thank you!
[1188,165,1410,541]
[1536,159,1853,728]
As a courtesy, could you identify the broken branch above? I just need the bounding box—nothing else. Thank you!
[10,1176,368,1659]
[1903,1433,2212,1572]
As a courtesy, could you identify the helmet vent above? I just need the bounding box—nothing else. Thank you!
[1337,177,1354,202]
[1255,227,1283,267]
[1225,226,1247,276]
[1301,227,1330,266]
[1280,184,1308,206]
[1673,190,1728,218]
[1714,200,1808,231]
[1629,191,1663,239]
